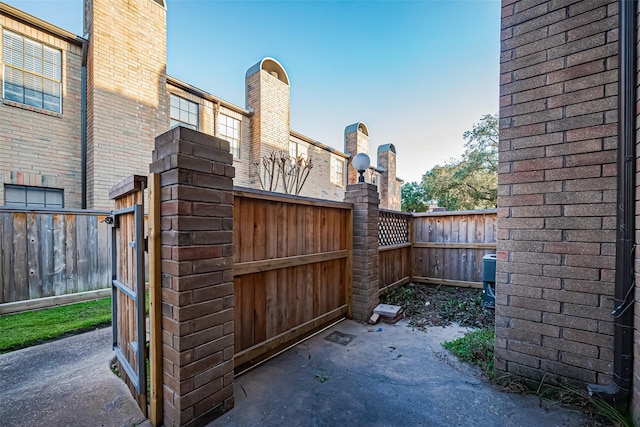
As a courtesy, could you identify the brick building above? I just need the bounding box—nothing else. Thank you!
[0,0,403,210]
[498,0,640,419]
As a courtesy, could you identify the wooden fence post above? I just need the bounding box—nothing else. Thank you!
[148,173,162,426]
[150,126,235,426]
[344,183,380,322]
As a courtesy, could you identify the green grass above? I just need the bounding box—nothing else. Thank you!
[0,298,112,353]
[442,328,495,379]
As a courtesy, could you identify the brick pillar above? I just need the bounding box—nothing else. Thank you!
[150,127,235,426]
[344,183,380,321]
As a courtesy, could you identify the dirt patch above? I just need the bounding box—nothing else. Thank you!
[380,283,494,329]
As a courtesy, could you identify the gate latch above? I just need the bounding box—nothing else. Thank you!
[127,238,148,251]
[103,212,118,227]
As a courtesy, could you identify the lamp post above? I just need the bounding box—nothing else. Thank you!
[352,153,370,183]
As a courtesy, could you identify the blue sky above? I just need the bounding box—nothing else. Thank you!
[4,0,500,183]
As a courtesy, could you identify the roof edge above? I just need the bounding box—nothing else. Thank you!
[0,3,85,46]
[167,75,252,116]
[290,130,349,159]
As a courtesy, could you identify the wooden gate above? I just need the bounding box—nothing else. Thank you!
[108,176,147,415]
[232,188,352,372]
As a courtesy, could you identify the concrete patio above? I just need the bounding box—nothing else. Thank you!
[211,319,589,427]
[0,319,591,427]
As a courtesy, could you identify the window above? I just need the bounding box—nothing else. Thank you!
[2,30,62,113]
[5,185,64,208]
[289,140,308,160]
[170,94,198,130]
[330,156,345,186]
[218,114,240,159]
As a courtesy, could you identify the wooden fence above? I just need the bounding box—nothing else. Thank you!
[0,208,111,310]
[232,187,352,370]
[0,200,496,316]
[378,209,497,291]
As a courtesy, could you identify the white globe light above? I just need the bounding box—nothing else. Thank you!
[352,152,370,171]
[352,153,371,183]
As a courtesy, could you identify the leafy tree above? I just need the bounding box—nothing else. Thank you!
[404,114,498,212]
[401,181,429,212]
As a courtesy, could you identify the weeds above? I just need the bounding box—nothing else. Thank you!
[315,374,329,383]
[494,374,631,427]
[381,285,419,315]
[442,328,495,380]
[381,283,494,328]
[445,330,630,427]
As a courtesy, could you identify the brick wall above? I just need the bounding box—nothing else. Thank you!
[0,12,83,207]
[86,0,168,209]
[497,0,618,387]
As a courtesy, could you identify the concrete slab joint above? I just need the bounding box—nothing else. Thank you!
[149,126,235,426]
[344,183,380,322]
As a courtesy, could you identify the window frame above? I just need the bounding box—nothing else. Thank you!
[289,140,309,161]
[330,156,345,187]
[169,94,199,131]
[4,184,64,208]
[218,113,241,159]
[2,30,63,114]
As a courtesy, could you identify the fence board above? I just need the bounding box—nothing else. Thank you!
[1,213,14,303]
[13,214,28,301]
[277,269,287,335]
[76,215,90,293]
[41,214,54,297]
[97,215,110,291]
[264,270,278,338]
[65,215,78,295]
[459,216,468,281]
[233,198,242,264]
[27,214,41,299]
[254,201,266,260]
[53,214,66,296]
[87,215,99,290]
[254,273,267,345]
